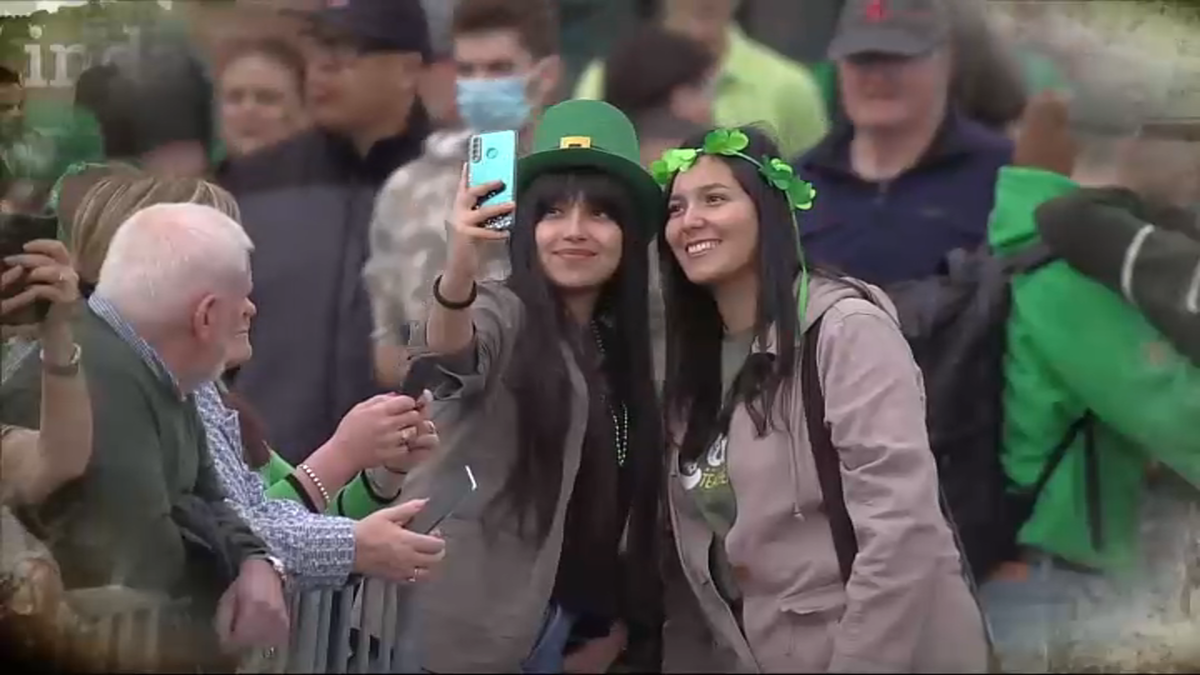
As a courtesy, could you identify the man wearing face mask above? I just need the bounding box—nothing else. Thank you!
[363,0,561,386]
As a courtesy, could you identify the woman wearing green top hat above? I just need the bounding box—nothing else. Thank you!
[402,99,664,672]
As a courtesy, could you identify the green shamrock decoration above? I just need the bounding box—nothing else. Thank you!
[702,129,750,156]
[760,157,795,190]
[787,181,817,211]
[650,147,699,186]
[648,127,817,211]
[760,157,816,211]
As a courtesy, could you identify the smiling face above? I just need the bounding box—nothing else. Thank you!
[665,155,759,287]
[535,198,624,293]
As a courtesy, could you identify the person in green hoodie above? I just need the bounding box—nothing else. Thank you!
[980,91,1200,672]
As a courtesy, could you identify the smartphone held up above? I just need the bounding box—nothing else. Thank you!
[0,212,59,326]
[467,130,517,232]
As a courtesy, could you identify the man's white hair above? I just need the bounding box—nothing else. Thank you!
[95,203,254,330]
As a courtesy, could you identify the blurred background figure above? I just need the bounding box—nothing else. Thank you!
[2,63,103,213]
[575,0,829,158]
[215,37,310,161]
[221,0,434,465]
[603,25,717,129]
[418,0,463,128]
[795,0,1012,286]
[943,0,1030,136]
[364,0,561,388]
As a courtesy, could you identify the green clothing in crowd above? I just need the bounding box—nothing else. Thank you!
[574,27,830,159]
[258,450,391,520]
[990,166,1200,575]
[2,99,104,195]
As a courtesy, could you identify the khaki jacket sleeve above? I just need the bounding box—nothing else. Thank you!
[409,281,523,399]
[815,302,956,672]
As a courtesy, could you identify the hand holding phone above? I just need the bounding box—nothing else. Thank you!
[1,217,69,327]
[445,167,513,286]
[467,130,517,231]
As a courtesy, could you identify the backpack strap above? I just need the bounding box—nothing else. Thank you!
[801,315,858,585]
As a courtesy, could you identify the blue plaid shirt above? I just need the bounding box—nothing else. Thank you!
[194,382,356,589]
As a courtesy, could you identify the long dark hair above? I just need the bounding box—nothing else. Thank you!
[499,169,662,543]
[658,127,804,465]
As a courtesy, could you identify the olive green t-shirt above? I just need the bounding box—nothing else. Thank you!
[680,330,754,607]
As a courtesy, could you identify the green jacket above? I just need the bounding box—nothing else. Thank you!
[990,167,1200,574]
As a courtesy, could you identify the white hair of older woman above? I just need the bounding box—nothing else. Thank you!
[95,203,254,331]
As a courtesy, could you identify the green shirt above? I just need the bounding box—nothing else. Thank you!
[574,27,830,159]
[681,330,754,606]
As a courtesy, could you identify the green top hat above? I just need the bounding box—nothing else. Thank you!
[518,100,663,228]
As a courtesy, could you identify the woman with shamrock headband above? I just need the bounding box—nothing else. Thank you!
[402,100,664,673]
[655,126,989,672]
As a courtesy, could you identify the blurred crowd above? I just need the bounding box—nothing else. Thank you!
[1,0,1198,672]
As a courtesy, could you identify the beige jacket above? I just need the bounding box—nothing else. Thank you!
[667,276,989,673]
[400,283,589,672]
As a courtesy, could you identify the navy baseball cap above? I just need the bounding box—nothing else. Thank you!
[828,0,951,60]
[312,0,432,61]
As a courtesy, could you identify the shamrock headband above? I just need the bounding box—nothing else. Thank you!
[649,128,817,331]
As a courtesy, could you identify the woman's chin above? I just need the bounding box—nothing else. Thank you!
[679,259,726,286]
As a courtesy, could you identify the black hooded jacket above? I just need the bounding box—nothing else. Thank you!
[219,108,432,463]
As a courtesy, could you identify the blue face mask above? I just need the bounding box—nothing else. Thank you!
[456,75,532,132]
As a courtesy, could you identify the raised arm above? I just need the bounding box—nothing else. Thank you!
[0,239,92,505]
[425,165,513,355]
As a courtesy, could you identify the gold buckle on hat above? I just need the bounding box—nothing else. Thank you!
[559,136,592,149]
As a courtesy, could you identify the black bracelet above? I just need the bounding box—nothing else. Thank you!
[284,473,321,513]
[433,275,477,310]
[359,471,402,504]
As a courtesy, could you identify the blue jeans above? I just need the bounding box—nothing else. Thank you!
[978,554,1179,673]
[521,604,577,674]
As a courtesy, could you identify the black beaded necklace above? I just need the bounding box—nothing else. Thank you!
[591,320,629,467]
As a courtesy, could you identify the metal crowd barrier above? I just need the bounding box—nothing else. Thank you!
[51,578,414,674]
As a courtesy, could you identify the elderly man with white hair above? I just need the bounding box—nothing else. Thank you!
[15,203,289,670]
